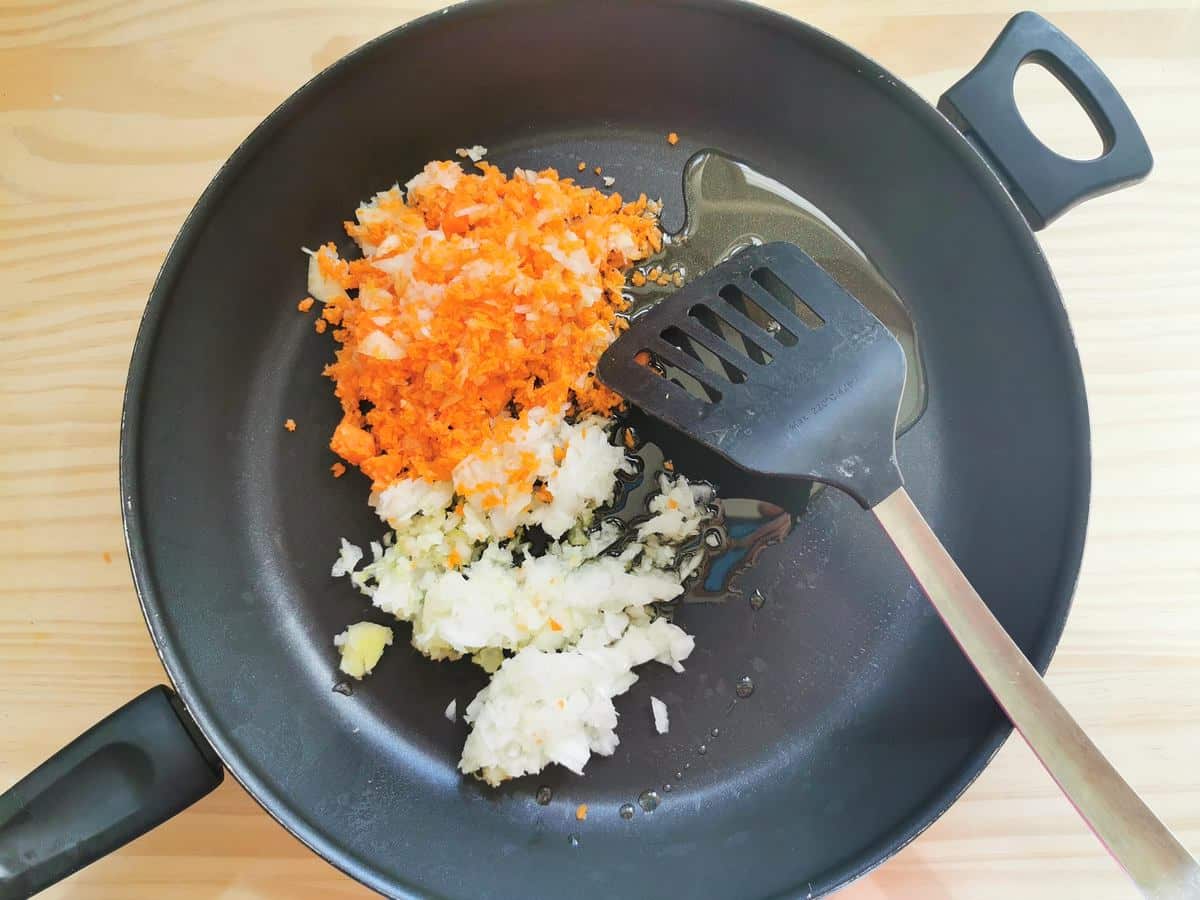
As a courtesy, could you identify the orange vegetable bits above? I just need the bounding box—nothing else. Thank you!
[284,418,297,432]
[331,421,376,465]
[667,131,680,146]
[318,160,663,489]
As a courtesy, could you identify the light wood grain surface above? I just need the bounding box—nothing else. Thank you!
[1,1,1197,898]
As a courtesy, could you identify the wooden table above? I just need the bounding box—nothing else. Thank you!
[2,2,1197,897]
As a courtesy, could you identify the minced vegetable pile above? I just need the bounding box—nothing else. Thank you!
[308,154,711,785]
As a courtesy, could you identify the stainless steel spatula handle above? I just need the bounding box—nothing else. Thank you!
[874,487,1200,900]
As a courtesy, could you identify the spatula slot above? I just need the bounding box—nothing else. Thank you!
[634,347,723,404]
[751,267,826,331]
[688,304,774,365]
[718,285,798,346]
[661,325,748,385]
[599,243,908,509]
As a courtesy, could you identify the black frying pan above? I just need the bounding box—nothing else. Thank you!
[0,3,1152,898]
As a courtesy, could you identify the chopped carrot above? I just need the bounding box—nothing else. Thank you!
[447,549,463,568]
[548,617,563,632]
[553,446,566,464]
[576,803,588,821]
[330,462,347,478]
[330,421,376,465]
[634,350,652,367]
[594,166,602,175]
[297,297,315,312]
[623,428,636,449]
[577,161,587,172]
[663,459,675,471]
[284,418,297,432]
[667,131,679,145]
[667,498,679,510]
[314,318,327,334]
[630,271,646,287]
[314,241,351,288]
[320,161,662,488]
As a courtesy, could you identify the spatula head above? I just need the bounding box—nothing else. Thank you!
[598,242,906,508]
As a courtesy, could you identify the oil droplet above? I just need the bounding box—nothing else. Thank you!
[710,727,720,738]
[749,589,766,611]
[567,833,581,848]
[535,786,553,806]
[674,770,683,780]
[697,744,708,756]
[735,675,755,699]
[619,803,635,820]
[638,790,661,812]
[684,762,691,770]
[332,681,353,696]
[662,783,673,793]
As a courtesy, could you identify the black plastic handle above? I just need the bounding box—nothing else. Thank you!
[938,11,1152,230]
[0,686,223,899]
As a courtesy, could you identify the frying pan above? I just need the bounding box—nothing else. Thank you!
[0,2,1154,898]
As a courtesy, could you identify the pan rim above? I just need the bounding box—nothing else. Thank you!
[119,0,1089,896]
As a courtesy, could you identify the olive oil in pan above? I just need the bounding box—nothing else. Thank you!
[623,150,927,435]
[603,425,798,602]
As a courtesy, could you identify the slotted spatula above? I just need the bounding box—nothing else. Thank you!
[598,242,1199,900]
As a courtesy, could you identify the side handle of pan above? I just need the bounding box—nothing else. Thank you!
[0,686,223,899]
[937,11,1152,231]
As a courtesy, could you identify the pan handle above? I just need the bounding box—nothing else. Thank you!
[937,11,1152,231]
[0,686,223,899]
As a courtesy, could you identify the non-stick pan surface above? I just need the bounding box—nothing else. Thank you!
[122,2,1100,896]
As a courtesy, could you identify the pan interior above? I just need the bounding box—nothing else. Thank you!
[125,2,1087,897]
